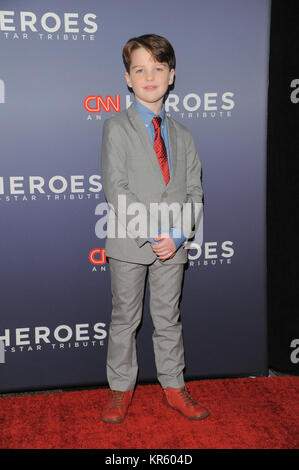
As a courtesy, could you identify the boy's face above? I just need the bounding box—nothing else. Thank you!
[125,47,175,114]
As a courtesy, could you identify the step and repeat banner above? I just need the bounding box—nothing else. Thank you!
[267,1,299,375]
[0,0,270,392]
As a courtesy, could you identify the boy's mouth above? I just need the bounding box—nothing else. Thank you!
[144,86,158,90]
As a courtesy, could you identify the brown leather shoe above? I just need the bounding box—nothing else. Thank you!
[100,389,134,423]
[162,385,210,420]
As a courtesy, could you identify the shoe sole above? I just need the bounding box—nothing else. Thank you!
[162,398,210,420]
[100,416,125,424]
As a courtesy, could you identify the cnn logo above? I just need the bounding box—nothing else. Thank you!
[89,248,106,265]
[84,95,120,113]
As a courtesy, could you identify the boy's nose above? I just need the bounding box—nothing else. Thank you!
[145,71,154,80]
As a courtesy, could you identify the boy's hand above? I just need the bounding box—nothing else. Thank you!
[150,232,176,261]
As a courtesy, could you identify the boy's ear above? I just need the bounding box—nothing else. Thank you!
[168,68,175,86]
[125,71,132,88]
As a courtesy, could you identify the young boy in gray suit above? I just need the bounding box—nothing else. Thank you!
[100,34,209,423]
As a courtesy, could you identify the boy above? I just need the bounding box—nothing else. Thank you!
[100,34,209,423]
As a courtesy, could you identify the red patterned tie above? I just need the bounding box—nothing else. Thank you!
[152,116,170,185]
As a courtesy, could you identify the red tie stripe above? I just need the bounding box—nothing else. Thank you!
[152,116,170,185]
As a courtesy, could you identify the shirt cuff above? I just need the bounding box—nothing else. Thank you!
[169,227,186,250]
[148,228,185,250]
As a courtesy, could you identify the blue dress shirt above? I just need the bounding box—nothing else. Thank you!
[133,98,185,250]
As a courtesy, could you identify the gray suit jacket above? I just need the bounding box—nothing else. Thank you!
[101,103,203,265]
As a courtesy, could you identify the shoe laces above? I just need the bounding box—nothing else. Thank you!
[110,390,126,408]
[177,387,198,407]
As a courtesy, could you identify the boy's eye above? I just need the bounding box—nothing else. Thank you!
[136,69,143,73]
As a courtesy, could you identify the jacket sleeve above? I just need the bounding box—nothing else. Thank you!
[181,129,204,243]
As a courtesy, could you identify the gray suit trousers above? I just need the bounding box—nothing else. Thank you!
[107,257,186,391]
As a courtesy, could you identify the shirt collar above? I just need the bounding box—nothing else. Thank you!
[134,97,166,127]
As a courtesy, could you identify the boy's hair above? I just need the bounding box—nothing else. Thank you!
[122,34,176,72]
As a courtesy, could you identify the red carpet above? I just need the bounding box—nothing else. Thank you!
[0,377,298,449]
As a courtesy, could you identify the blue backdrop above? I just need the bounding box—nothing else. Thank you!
[0,0,270,392]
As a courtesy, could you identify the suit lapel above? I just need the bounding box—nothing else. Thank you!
[127,104,177,188]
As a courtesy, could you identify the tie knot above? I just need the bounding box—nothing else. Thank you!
[152,116,162,129]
